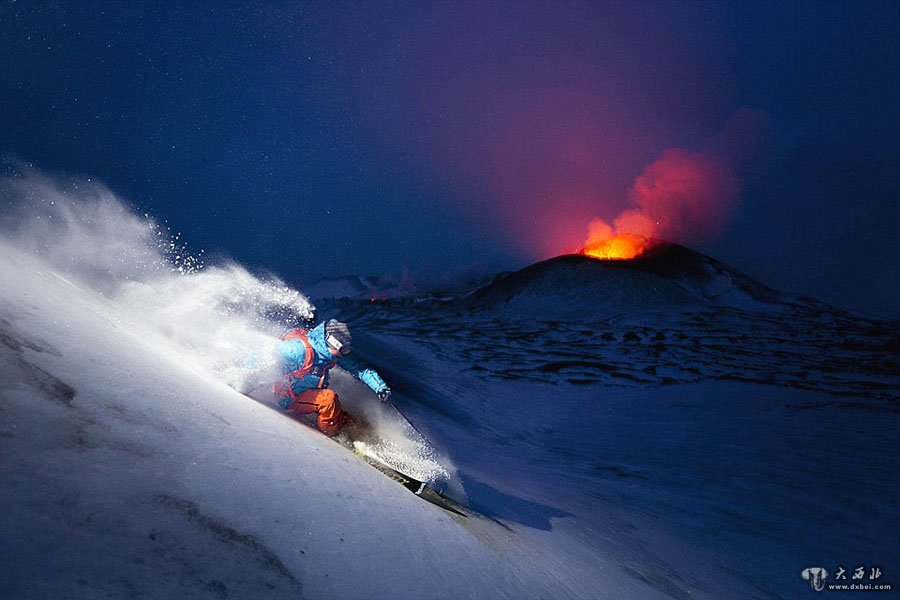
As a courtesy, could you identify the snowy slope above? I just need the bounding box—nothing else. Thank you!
[0,239,623,600]
[2,172,898,598]
[328,252,899,598]
[0,173,708,599]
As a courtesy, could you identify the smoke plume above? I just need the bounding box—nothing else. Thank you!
[583,109,772,256]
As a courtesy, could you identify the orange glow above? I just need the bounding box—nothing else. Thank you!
[571,146,741,262]
[581,232,650,260]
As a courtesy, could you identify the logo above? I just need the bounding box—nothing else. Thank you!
[802,567,829,592]
[800,564,891,592]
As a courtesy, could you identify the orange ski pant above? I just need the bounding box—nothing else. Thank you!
[288,388,345,436]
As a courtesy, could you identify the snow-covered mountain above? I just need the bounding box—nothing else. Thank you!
[303,267,496,302]
[302,274,399,301]
[2,179,898,598]
[466,242,801,318]
[0,239,604,599]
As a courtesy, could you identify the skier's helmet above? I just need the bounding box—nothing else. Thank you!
[325,319,352,356]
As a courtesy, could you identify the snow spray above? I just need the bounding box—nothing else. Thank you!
[0,162,463,496]
[0,162,313,391]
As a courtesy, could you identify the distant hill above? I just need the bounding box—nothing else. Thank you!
[302,275,387,301]
[304,269,496,301]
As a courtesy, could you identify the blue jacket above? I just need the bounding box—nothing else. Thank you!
[277,321,387,409]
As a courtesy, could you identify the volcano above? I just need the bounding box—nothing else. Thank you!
[467,241,792,319]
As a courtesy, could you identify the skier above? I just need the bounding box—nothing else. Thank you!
[276,319,391,436]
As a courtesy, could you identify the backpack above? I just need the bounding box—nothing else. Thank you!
[278,328,334,399]
[281,328,315,381]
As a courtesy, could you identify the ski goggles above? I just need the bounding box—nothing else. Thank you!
[326,333,351,356]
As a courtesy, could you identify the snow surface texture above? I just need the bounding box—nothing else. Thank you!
[2,171,899,598]
[0,242,549,599]
[248,367,458,491]
[323,251,899,598]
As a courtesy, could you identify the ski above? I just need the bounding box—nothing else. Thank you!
[332,432,469,518]
[245,392,469,517]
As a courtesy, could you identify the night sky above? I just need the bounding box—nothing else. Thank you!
[2,2,898,317]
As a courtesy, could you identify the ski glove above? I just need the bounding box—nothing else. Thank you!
[358,368,390,399]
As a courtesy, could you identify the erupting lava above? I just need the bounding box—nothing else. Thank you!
[580,232,650,260]
[573,143,745,261]
[577,216,655,260]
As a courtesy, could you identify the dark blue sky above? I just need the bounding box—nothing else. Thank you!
[2,2,898,317]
